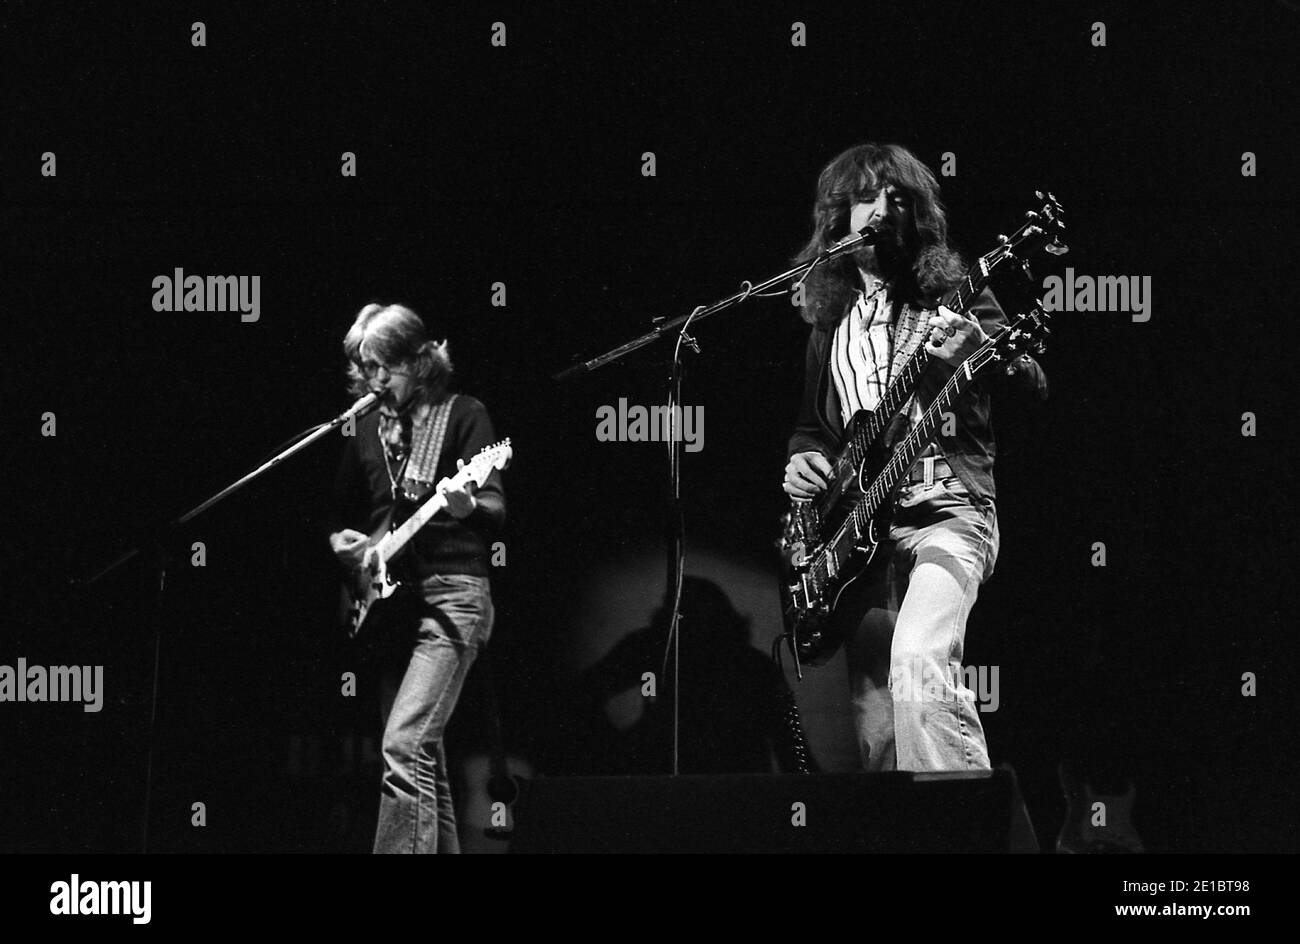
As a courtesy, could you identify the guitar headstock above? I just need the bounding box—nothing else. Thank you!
[460,439,514,487]
[1032,190,1068,255]
[988,305,1052,372]
[982,191,1069,280]
[482,438,513,471]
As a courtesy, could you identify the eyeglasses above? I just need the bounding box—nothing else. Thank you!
[357,359,410,379]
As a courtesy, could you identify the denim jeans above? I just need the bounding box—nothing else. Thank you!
[841,475,999,772]
[372,573,494,854]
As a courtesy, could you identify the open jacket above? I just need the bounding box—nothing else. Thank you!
[787,287,1047,508]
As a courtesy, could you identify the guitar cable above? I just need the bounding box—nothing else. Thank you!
[769,636,813,775]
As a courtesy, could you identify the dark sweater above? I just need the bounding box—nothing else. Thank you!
[329,394,506,578]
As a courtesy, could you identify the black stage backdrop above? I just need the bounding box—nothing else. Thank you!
[3,0,1295,854]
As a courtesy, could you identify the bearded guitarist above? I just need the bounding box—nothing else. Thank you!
[327,302,505,853]
[782,143,1048,773]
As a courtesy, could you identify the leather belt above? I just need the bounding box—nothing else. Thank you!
[903,455,953,487]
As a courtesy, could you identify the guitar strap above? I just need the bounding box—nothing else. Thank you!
[885,300,930,446]
[886,300,929,386]
[377,395,457,586]
[398,393,459,501]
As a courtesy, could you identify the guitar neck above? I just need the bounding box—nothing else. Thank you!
[842,259,993,465]
[941,259,994,318]
[378,491,450,562]
[362,440,511,569]
[841,330,1004,539]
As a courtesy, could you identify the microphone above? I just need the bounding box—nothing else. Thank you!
[334,391,381,426]
[856,222,884,243]
[826,223,884,255]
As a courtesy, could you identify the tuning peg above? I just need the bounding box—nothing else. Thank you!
[1035,190,1064,212]
[1046,238,1069,256]
[998,232,1011,245]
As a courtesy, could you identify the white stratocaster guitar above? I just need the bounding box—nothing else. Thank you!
[342,439,513,639]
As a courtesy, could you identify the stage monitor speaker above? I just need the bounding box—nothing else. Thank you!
[507,766,1038,853]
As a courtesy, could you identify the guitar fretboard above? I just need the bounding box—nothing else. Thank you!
[379,492,451,562]
[373,440,511,564]
[809,324,1009,594]
[831,257,993,486]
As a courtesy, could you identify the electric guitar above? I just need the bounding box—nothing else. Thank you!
[341,439,513,639]
[779,192,1066,568]
[1056,763,1145,853]
[779,307,1051,667]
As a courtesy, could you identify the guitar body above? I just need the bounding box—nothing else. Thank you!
[788,408,884,541]
[1056,763,1145,853]
[340,524,403,640]
[779,521,883,666]
[779,443,894,665]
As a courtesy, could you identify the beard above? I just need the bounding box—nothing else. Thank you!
[850,225,911,278]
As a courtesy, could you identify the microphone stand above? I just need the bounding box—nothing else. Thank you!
[78,393,380,852]
[553,227,880,775]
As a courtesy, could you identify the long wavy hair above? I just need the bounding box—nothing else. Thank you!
[794,143,966,325]
[342,303,453,401]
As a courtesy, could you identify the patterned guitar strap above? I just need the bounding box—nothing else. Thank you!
[883,301,934,449]
[395,393,459,502]
[370,394,458,617]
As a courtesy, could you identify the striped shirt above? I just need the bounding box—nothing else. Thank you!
[830,285,895,427]
[830,285,930,437]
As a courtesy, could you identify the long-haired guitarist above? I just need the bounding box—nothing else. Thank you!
[782,143,1047,772]
[327,302,505,853]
